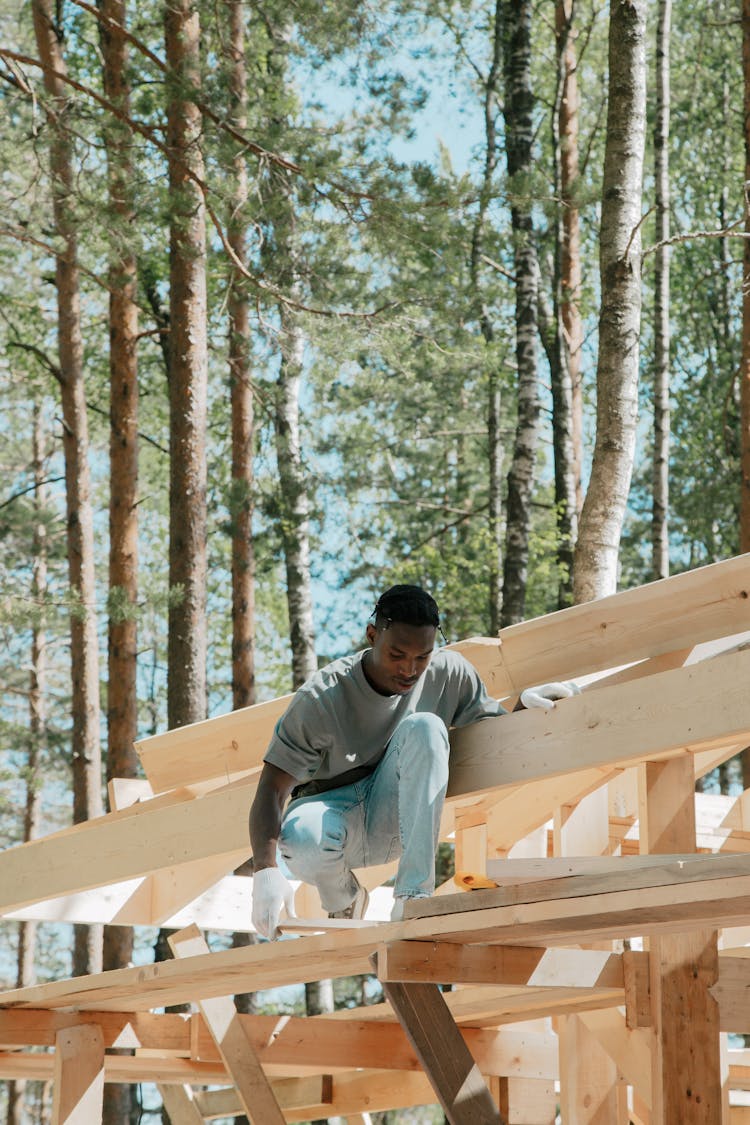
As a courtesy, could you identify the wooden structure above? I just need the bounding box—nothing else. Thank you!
[3,554,750,1122]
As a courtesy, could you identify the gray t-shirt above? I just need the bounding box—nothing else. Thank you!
[264,648,506,798]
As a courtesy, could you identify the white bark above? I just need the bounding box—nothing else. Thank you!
[573,0,647,604]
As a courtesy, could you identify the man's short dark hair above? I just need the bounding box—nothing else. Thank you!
[373,584,440,630]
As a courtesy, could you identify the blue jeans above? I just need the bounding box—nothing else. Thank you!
[278,712,450,912]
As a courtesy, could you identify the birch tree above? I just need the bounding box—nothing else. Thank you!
[31,0,103,977]
[468,0,504,633]
[537,0,581,608]
[573,0,647,603]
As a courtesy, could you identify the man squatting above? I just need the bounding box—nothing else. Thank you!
[250,584,578,938]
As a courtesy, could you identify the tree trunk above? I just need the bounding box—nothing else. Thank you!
[501,0,541,626]
[276,293,317,688]
[468,0,504,634]
[6,408,47,1125]
[227,7,258,1085]
[573,0,647,603]
[543,0,581,608]
[156,4,208,1096]
[31,0,103,977]
[741,0,750,551]
[165,0,208,729]
[557,0,584,521]
[99,2,139,1116]
[652,0,672,579]
[228,0,256,712]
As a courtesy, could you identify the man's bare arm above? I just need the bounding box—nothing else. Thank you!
[249,762,297,870]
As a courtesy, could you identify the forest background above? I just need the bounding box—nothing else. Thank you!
[0,0,748,1122]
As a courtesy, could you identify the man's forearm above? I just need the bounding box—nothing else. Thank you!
[249,797,283,870]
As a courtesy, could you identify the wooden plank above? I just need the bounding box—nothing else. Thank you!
[448,647,750,799]
[0,778,256,915]
[375,941,632,988]
[641,755,722,1125]
[192,1014,559,1078]
[51,1025,105,1125]
[9,856,750,1014]
[557,1012,626,1124]
[483,767,621,855]
[136,696,291,794]
[184,1069,439,1122]
[484,553,750,691]
[490,1077,557,1124]
[577,1009,653,1108]
[483,854,713,885]
[158,1085,204,1125]
[0,1009,191,1050]
[1,652,746,922]
[194,1077,332,1119]
[168,925,286,1125]
[377,971,504,1124]
[0,1052,230,1084]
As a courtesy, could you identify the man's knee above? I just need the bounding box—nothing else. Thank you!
[398,712,449,751]
[280,802,345,874]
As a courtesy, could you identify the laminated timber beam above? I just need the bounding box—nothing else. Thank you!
[448,646,750,799]
[452,551,750,697]
[0,1012,562,1080]
[10,853,750,1012]
[374,957,504,1125]
[168,925,286,1125]
[51,1025,105,1125]
[133,554,750,794]
[641,754,724,1125]
[2,647,749,922]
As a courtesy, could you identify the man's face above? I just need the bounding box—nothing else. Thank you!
[364,621,437,696]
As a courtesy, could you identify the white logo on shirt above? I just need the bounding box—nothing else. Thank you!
[345,753,357,762]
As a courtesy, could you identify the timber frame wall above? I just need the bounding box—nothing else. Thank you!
[3,555,750,1123]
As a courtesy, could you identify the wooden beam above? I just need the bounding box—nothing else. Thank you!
[1,649,745,922]
[51,1025,105,1125]
[194,1015,559,1079]
[577,1009,653,1108]
[557,1012,627,1124]
[0,778,256,916]
[448,647,750,799]
[490,1076,557,1124]
[473,552,750,693]
[136,696,291,794]
[0,1051,230,1085]
[376,968,504,1124]
[640,756,722,1125]
[193,1077,332,1119]
[168,925,286,1125]
[375,941,635,989]
[10,854,750,1012]
[179,1069,439,1122]
[158,1085,204,1125]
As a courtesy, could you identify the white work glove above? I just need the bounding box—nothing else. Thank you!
[251,867,296,940]
[520,681,581,711]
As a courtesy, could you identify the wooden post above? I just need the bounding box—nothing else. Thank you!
[51,1025,105,1125]
[168,925,286,1125]
[554,787,627,1124]
[639,755,722,1124]
[158,1084,204,1125]
[489,1075,557,1123]
[374,958,504,1125]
